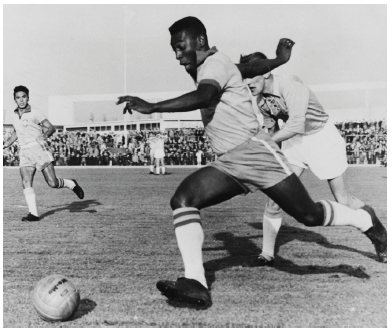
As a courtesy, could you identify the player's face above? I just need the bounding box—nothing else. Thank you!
[14,91,29,109]
[170,30,200,77]
[246,76,266,96]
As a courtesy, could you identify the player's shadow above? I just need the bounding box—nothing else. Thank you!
[69,298,97,321]
[39,200,102,220]
[248,222,377,261]
[203,225,372,288]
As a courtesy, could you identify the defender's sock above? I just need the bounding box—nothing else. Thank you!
[23,187,38,217]
[150,165,154,172]
[173,207,207,288]
[156,167,160,175]
[261,215,282,260]
[56,177,75,190]
[319,200,372,232]
[162,167,165,175]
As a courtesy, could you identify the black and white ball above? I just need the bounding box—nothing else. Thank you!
[32,274,80,322]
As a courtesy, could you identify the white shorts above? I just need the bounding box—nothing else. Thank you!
[282,120,348,180]
[154,149,165,159]
[19,141,54,172]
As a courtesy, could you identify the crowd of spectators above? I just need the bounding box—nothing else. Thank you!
[3,127,216,167]
[3,120,387,167]
[334,119,387,166]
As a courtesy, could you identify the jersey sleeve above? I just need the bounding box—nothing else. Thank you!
[280,80,309,135]
[197,57,230,92]
[34,109,47,125]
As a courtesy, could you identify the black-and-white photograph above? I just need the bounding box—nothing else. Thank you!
[3,3,387,328]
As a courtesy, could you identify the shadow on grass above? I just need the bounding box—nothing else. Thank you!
[203,225,372,288]
[166,299,211,311]
[70,298,97,321]
[40,200,102,220]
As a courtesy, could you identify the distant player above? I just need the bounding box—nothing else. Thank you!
[117,17,386,307]
[154,133,168,175]
[3,86,84,222]
[240,52,365,267]
[146,132,157,174]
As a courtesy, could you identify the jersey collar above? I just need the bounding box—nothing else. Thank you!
[14,104,32,114]
[196,46,218,67]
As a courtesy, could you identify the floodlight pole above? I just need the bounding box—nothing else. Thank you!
[123,5,128,143]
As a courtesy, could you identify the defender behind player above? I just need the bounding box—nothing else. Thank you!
[240,52,365,267]
[3,86,84,222]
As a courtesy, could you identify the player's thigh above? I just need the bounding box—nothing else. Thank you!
[20,166,36,188]
[170,166,245,210]
[262,173,324,226]
[265,164,304,216]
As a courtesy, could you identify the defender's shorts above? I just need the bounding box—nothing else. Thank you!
[150,149,156,159]
[282,120,348,180]
[211,131,293,193]
[19,140,54,171]
[154,149,165,159]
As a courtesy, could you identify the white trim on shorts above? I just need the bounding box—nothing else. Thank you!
[251,137,292,175]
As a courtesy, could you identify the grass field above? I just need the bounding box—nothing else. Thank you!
[3,166,387,328]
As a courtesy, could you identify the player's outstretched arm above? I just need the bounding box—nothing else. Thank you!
[236,38,295,79]
[3,130,18,149]
[117,84,219,115]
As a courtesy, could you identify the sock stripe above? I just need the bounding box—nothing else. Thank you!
[174,214,201,224]
[327,201,335,226]
[173,211,201,220]
[173,207,200,216]
[173,207,201,229]
[174,218,202,229]
[57,177,64,188]
[320,200,335,226]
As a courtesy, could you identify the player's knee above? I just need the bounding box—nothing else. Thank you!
[297,209,323,227]
[21,179,32,189]
[170,192,196,210]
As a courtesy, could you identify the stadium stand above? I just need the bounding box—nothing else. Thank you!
[3,121,386,167]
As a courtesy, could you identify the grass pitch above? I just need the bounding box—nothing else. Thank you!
[3,166,387,328]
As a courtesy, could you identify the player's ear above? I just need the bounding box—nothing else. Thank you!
[197,34,206,47]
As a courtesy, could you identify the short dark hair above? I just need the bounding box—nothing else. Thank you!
[239,52,267,64]
[14,85,29,98]
[169,16,207,38]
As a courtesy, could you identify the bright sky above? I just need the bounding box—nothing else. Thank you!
[2,3,387,121]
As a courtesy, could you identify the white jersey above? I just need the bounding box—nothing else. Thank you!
[11,105,46,147]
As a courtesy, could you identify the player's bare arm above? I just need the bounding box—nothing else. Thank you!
[117,84,219,115]
[40,119,56,139]
[237,38,295,79]
[3,129,18,149]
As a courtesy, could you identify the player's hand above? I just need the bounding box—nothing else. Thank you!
[275,38,295,64]
[117,96,154,115]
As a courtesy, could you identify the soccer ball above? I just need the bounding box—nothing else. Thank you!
[32,274,80,322]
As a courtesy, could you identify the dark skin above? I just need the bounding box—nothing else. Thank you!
[116,30,324,226]
[116,31,294,115]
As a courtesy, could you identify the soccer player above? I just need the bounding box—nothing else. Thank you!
[116,17,386,307]
[154,133,168,175]
[146,132,157,174]
[3,86,84,222]
[239,52,365,267]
